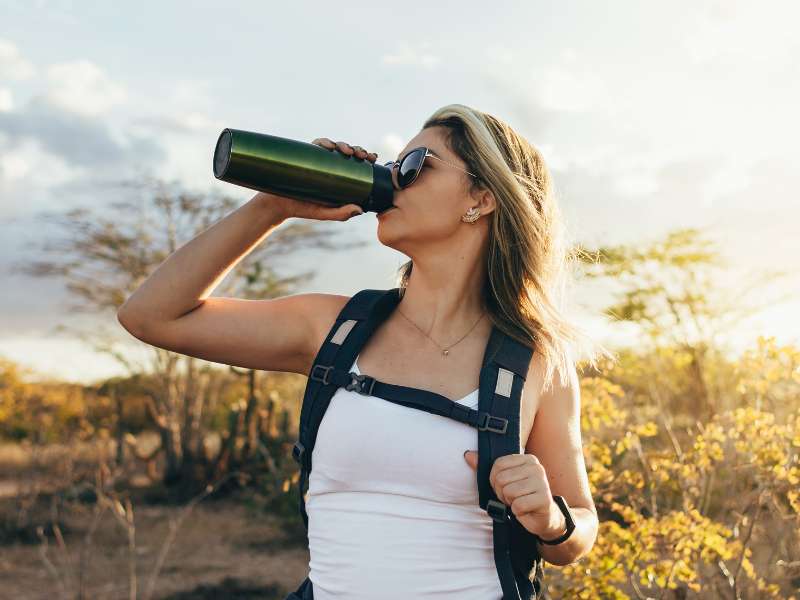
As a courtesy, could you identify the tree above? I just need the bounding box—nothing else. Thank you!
[15,175,367,490]
[576,227,796,419]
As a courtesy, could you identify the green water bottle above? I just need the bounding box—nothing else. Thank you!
[213,128,395,214]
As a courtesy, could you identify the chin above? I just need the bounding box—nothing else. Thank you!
[376,215,404,248]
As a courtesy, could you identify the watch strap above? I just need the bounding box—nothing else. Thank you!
[537,495,575,545]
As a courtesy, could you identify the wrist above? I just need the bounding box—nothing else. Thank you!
[536,495,576,546]
[251,192,288,223]
[537,502,568,541]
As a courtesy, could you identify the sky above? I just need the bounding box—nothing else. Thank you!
[0,0,798,384]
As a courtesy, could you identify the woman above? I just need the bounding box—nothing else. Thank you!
[118,103,607,598]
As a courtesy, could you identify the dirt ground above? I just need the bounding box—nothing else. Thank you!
[0,490,311,600]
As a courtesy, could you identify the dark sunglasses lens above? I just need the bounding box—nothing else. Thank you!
[398,149,425,188]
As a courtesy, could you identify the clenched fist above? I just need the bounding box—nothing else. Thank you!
[463,450,566,539]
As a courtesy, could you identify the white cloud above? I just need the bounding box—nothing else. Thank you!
[45,60,127,117]
[377,133,407,161]
[0,38,36,79]
[485,44,515,65]
[130,110,226,135]
[164,79,215,111]
[528,64,609,113]
[682,0,800,67]
[382,42,441,69]
[179,111,223,131]
[0,134,83,218]
[536,142,569,172]
[614,171,659,198]
[0,88,12,112]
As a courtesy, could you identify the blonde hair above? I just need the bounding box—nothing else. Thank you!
[395,103,616,392]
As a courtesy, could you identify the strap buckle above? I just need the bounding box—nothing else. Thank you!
[477,412,509,434]
[345,373,376,396]
[486,499,508,522]
[310,364,334,385]
[292,441,307,467]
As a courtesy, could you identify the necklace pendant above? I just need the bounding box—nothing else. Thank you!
[442,349,449,356]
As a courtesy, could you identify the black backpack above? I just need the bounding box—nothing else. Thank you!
[285,288,546,600]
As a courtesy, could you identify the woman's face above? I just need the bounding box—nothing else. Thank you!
[377,126,490,254]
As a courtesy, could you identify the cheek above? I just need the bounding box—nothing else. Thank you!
[377,206,457,244]
[378,181,464,241]
[405,181,461,220]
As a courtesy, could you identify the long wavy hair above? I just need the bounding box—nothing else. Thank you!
[395,103,616,392]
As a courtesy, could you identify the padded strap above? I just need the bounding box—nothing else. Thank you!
[293,288,401,530]
[477,325,543,599]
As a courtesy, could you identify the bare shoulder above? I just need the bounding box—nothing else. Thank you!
[524,350,582,452]
[303,292,352,369]
[527,350,580,416]
[520,349,549,446]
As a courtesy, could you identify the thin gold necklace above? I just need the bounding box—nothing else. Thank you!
[395,307,486,357]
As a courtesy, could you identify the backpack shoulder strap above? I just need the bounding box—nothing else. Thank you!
[291,287,400,530]
[478,325,544,599]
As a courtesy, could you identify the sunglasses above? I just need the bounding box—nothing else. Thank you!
[383,146,479,189]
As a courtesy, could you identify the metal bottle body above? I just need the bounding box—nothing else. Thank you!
[213,128,394,213]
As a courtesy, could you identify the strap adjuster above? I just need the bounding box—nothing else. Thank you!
[477,412,509,434]
[487,499,508,522]
[345,373,376,396]
[310,364,334,385]
[292,441,306,466]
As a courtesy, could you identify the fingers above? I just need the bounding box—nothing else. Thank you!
[352,145,371,161]
[496,475,542,507]
[342,204,364,221]
[311,138,336,151]
[490,455,543,505]
[312,138,378,163]
[492,466,529,505]
[335,140,355,156]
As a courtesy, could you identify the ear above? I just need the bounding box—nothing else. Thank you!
[471,186,496,216]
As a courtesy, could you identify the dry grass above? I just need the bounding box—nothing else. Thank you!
[0,440,310,600]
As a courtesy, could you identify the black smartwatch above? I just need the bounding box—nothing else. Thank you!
[537,495,575,545]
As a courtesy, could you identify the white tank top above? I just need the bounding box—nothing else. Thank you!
[306,354,510,599]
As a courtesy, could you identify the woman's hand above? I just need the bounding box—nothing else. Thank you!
[255,137,379,222]
[312,137,379,163]
[463,450,566,538]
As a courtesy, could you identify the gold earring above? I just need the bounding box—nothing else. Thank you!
[461,207,480,223]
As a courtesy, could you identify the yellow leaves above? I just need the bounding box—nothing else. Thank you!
[580,376,628,433]
[734,335,800,403]
[554,508,738,598]
[545,338,800,598]
[634,421,659,437]
[772,464,787,479]
[1,358,105,443]
[788,466,800,486]
[614,434,635,456]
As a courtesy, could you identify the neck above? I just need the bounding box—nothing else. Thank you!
[396,254,488,346]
